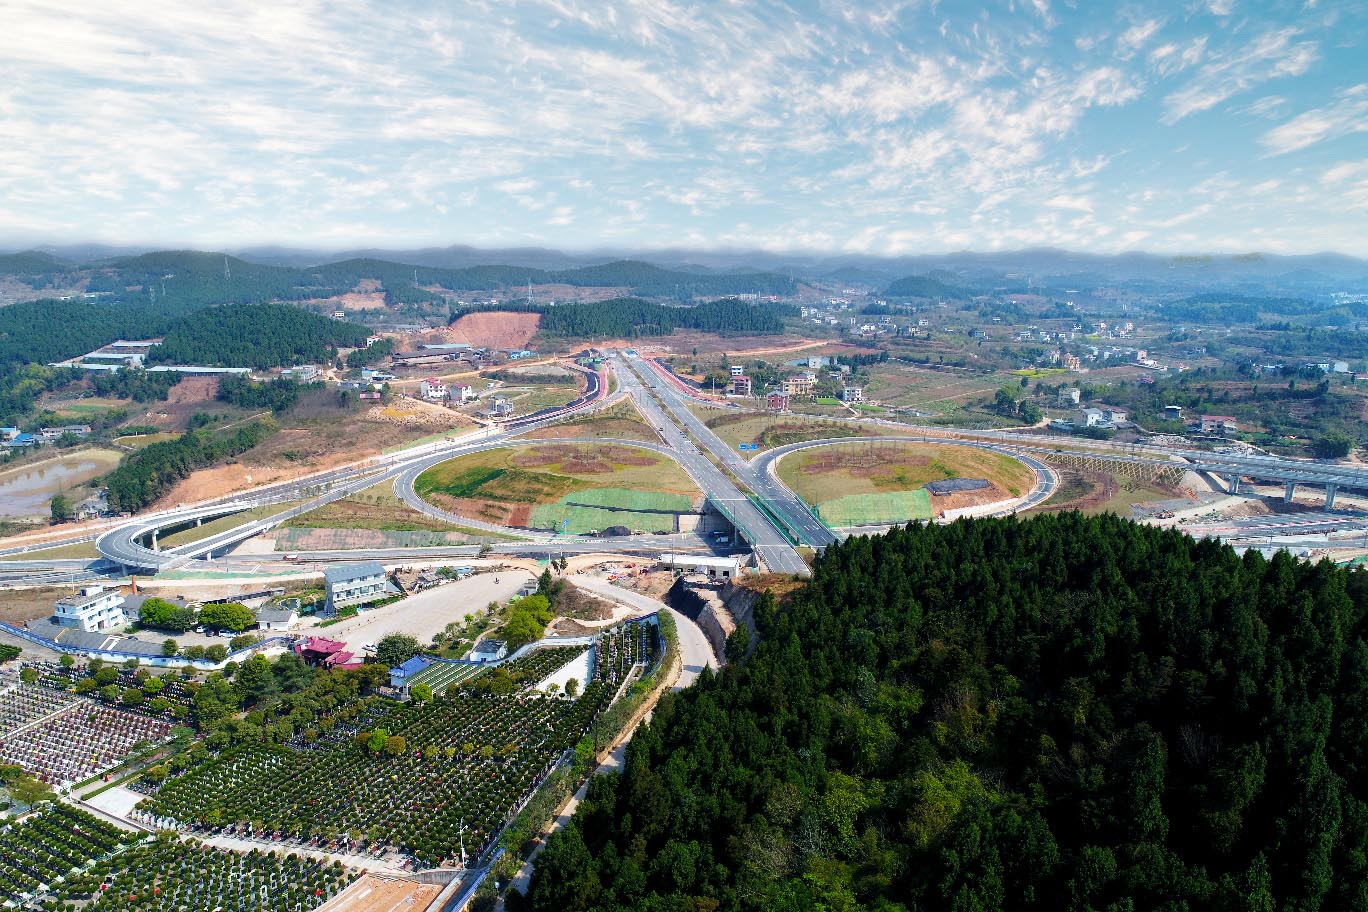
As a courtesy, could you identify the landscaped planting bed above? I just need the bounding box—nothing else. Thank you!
[404,661,487,695]
[0,803,130,904]
[597,619,658,684]
[36,661,196,722]
[0,701,172,785]
[498,646,588,684]
[0,680,78,736]
[137,684,612,868]
[33,836,355,912]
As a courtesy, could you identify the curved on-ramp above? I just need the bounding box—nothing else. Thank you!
[751,435,1059,531]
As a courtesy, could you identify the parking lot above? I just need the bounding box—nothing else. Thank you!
[321,569,536,655]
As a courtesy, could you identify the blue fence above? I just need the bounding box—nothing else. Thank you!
[0,619,294,669]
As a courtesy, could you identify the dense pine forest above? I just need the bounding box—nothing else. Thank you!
[528,513,1368,912]
[147,304,370,369]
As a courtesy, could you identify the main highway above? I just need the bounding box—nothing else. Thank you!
[610,352,812,575]
[627,355,838,549]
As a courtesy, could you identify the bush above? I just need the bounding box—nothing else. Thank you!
[375,634,421,668]
[198,602,254,633]
[140,598,196,632]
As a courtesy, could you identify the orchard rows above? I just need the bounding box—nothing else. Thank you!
[137,682,612,868]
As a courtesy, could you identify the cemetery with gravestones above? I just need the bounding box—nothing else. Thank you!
[136,622,659,869]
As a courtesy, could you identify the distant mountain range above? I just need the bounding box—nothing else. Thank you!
[3,244,1366,297]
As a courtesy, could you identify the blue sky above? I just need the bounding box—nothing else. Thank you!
[1,0,1366,256]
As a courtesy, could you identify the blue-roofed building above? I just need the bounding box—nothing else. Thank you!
[390,654,434,693]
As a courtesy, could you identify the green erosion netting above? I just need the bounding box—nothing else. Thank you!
[530,487,694,534]
[816,489,933,526]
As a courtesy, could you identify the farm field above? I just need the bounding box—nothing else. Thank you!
[414,443,700,534]
[114,432,180,448]
[863,363,1007,416]
[777,440,1037,526]
[136,621,651,869]
[497,382,583,416]
[25,829,356,912]
[283,480,470,533]
[697,408,898,451]
[1031,467,1180,517]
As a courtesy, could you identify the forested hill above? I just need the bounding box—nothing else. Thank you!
[2,249,795,310]
[528,513,1368,911]
[884,273,969,298]
[147,304,370,369]
[451,297,790,339]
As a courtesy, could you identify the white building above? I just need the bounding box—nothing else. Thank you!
[281,365,320,382]
[255,607,298,631]
[729,365,745,377]
[840,386,865,403]
[660,554,742,579]
[469,639,508,663]
[452,383,477,402]
[420,378,448,400]
[1077,407,1105,427]
[52,585,127,633]
[324,562,390,611]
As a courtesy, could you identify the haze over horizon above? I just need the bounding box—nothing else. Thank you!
[3,0,1367,256]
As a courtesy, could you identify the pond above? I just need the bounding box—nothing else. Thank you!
[0,450,122,518]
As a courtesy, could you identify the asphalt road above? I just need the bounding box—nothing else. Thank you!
[612,353,811,575]
[751,435,1060,520]
[632,358,838,549]
[94,380,613,574]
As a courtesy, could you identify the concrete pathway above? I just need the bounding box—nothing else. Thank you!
[496,581,716,907]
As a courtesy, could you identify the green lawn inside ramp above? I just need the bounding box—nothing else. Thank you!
[816,489,933,526]
[530,488,694,534]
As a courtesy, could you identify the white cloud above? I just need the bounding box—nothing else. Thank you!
[1046,194,1094,212]
[1260,84,1368,154]
[0,0,1362,255]
[1117,19,1162,58]
[1163,28,1318,122]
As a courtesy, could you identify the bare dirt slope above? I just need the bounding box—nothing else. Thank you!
[442,312,541,350]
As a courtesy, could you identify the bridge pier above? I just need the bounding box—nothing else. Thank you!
[1228,474,1242,494]
[1326,485,1338,512]
[149,530,158,551]
[195,517,202,527]
[1284,482,1296,504]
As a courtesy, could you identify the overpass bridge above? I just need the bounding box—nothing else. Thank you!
[94,372,613,574]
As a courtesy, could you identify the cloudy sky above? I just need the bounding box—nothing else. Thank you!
[2,0,1366,256]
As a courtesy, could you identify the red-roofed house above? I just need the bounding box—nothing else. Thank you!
[296,636,348,666]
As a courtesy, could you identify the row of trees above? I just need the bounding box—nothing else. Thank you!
[528,513,1368,911]
[216,375,304,412]
[104,419,275,513]
[89,367,182,402]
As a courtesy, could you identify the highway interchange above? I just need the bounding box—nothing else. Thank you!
[4,348,1368,590]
